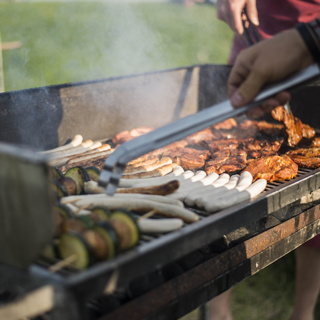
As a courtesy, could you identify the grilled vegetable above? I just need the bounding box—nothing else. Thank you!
[62,216,94,233]
[82,229,112,261]
[91,206,111,221]
[53,203,73,219]
[94,222,119,259]
[48,166,64,180]
[58,231,95,269]
[53,203,74,236]
[64,166,90,194]
[85,166,101,182]
[51,180,68,200]
[40,242,58,260]
[109,209,140,250]
[59,177,77,196]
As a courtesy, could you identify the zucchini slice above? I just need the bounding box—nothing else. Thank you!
[94,222,119,259]
[85,166,100,182]
[110,209,140,250]
[50,180,68,200]
[58,231,95,270]
[91,206,112,221]
[40,241,58,261]
[53,204,74,237]
[82,229,112,261]
[48,166,64,180]
[53,203,73,220]
[64,166,90,194]
[59,177,77,196]
[62,218,88,234]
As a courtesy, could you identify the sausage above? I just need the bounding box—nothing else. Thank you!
[65,196,199,223]
[40,135,83,154]
[121,163,177,179]
[63,192,185,208]
[194,174,239,208]
[203,179,267,212]
[123,157,173,175]
[118,166,189,188]
[138,218,184,234]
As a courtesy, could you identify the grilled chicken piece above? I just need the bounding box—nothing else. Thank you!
[112,127,154,145]
[212,118,237,130]
[205,149,247,175]
[286,148,320,169]
[185,127,216,144]
[256,120,285,137]
[205,139,240,153]
[271,106,315,147]
[241,138,284,159]
[244,155,298,182]
[177,154,206,170]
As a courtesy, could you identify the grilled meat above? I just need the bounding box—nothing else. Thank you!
[212,118,237,130]
[241,138,284,159]
[205,149,247,175]
[244,155,298,182]
[205,139,240,153]
[177,154,206,170]
[112,127,154,145]
[286,148,320,169]
[185,127,216,144]
[271,106,315,147]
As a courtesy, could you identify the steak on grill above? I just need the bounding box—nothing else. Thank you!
[244,155,298,182]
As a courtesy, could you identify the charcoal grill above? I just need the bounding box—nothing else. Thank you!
[0,64,320,320]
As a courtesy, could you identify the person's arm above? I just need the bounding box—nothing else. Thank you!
[227,20,320,110]
[216,0,259,35]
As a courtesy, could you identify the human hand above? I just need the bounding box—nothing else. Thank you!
[216,0,259,35]
[228,29,314,115]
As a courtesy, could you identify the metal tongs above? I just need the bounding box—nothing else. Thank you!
[99,64,320,195]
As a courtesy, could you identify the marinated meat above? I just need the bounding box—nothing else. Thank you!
[256,120,285,137]
[241,138,284,159]
[310,137,320,147]
[286,148,320,168]
[212,118,237,130]
[178,154,206,170]
[112,127,154,145]
[244,155,298,182]
[271,106,315,146]
[185,128,216,144]
[161,147,210,160]
[302,123,316,139]
[205,149,247,175]
[205,139,240,153]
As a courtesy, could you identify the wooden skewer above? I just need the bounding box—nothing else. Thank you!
[138,209,158,221]
[103,269,119,295]
[74,203,93,214]
[49,254,78,273]
[61,198,81,204]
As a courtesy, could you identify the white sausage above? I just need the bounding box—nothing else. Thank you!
[138,218,184,234]
[40,135,83,154]
[203,179,267,212]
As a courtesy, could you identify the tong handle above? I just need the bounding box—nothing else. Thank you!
[242,6,260,46]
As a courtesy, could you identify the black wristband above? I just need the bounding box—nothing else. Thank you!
[296,22,320,62]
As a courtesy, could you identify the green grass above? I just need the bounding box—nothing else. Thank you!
[0,2,233,91]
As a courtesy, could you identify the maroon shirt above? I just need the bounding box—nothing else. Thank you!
[228,0,320,63]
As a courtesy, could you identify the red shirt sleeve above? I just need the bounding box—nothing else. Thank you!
[228,0,320,63]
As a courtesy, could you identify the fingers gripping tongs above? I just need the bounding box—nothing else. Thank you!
[99,64,320,195]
